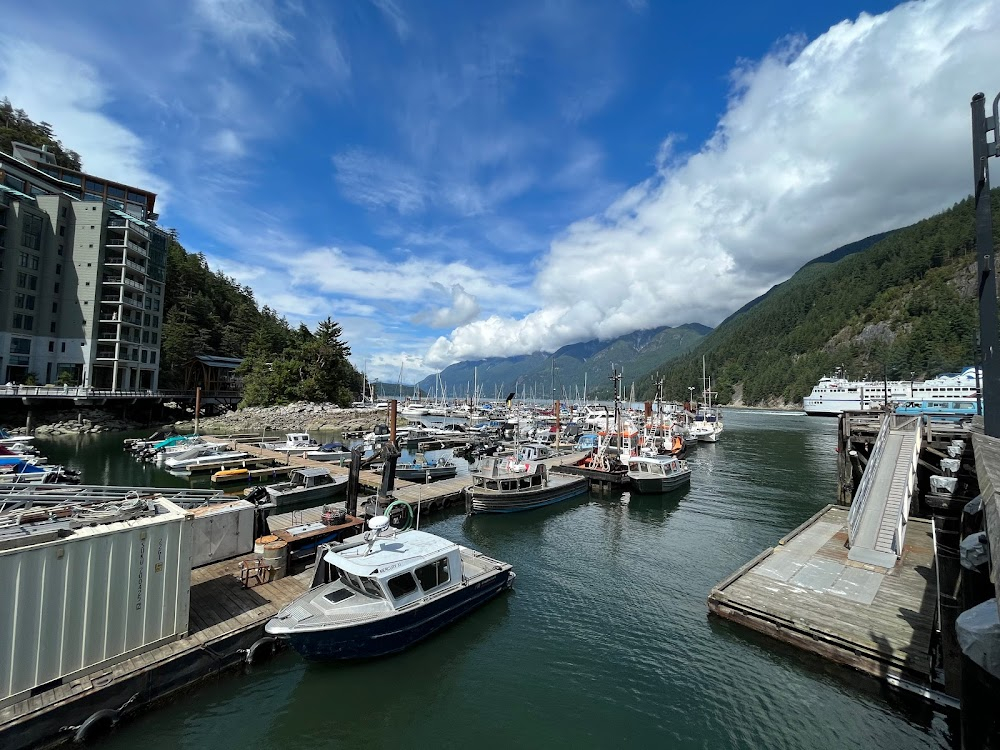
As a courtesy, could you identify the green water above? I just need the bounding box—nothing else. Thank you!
[35,412,951,749]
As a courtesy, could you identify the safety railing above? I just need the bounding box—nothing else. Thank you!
[847,412,891,547]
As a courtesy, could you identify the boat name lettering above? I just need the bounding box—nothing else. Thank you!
[136,538,145,610]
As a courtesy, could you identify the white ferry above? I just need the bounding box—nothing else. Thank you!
[803,367,981,416]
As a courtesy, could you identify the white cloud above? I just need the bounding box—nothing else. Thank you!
[0,39,170,205]
[412,283,482,328]
[427,0,1000,366]
[210,129,246,157]
[369,0,410,40]
[192,0,291,58]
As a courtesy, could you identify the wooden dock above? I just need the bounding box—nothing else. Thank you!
[0,556,311,750]
[708,504,954,705]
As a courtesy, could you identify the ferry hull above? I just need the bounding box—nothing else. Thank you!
[276,569,514,660]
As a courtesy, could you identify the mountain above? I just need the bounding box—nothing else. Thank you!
[418,324,709,401]
[644,192,998,406]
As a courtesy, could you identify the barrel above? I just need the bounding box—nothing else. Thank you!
[254,534,278,554]
[262,540,288,581]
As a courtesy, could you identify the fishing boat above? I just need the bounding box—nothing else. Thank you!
[391,458,458,482]
[464,456,589,514]
[265,467,348,506]
[265,516,515,660]
[625,454,691,494]
[163,444,249,470]
[690,357,724,442]
[0,459,81,484]
[211,467,251,484]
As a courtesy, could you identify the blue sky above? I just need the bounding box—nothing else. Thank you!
[1,0,997,383]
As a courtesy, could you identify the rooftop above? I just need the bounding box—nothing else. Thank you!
[326,529,456,578]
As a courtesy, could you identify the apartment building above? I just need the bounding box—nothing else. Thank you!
[0,143,166,390]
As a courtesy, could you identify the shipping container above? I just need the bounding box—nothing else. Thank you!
[190,500,255,567]
[0,499,193,707]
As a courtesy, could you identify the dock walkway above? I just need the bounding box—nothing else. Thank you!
[708,504,950,703]
[0,556,310,750]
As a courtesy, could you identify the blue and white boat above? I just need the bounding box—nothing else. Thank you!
[265,517,515,660]
[895,399,978,422]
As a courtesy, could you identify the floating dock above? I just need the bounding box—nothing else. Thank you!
[708,504,952,704]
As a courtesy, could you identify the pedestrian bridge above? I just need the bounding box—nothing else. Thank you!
[847,413,923,568]
[0,385,240,407]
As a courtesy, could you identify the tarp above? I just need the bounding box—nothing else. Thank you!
[957,598,1000,680]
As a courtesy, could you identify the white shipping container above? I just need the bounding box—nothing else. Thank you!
[0,499,193,707]
[190,500,255,567]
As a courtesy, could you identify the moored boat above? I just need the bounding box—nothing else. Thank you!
[261,432,319,453]
[626,454,691,494]
[211,467,251,484]
[265,467,348,506]
[464,456,589,514]
[264,516,515,660]
[390,458,458,482]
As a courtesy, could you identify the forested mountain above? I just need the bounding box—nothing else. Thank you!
[417,324,708,401]
[645,192,999,406]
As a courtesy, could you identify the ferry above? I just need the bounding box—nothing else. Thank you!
[803,367,981,416]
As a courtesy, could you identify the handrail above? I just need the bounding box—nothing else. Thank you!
[891,417,923,556]
[847,412,891,547]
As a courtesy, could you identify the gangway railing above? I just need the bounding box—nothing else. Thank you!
[848,412,891,547]
[891,415,923,557]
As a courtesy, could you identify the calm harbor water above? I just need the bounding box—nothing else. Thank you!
[36,411,950,749]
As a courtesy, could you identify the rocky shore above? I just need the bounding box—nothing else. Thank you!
[173,402,397,435]
[28,409,146,435]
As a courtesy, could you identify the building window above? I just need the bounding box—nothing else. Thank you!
[58,225,65,237]
[18,252,28,267]
[153,316,159,327]
[127,191,145,203]
[144,313,150,326]
[107,186,125,199]
[142,331,149,344]
[141,350,148,363]
[25,295,35,310]
[54,282,60,293]
[55,264,61,275]
[50,322,56,333]
[16,272,27,288]
[57,244,63,255]
[52,302,58,313]
[21,214,42,250]
[61,343,66,353]
[153,299,160,312]
[151,332,158,345]
[14,293,24,308]
[48,341,54,352]
[10,337,30,355]
[30,255,38,270]
[85,179,103,192]
[61,207,67,217]
[150,352,156,364]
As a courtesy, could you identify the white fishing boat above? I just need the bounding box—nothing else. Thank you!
[306,442,354,462]
[265,467,348,506]
[0,429,33,447]
[265,516,515,660]
[464,456,589,514]
[163,444,249,470]
[690,357,723,442]
[626,454,691,494]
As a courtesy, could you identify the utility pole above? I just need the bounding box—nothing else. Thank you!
[972,92,1000,436]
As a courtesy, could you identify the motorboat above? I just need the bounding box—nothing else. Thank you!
[0,429,33,447]
[0,458,80,484]
[211,467,251,484]
[261,432,319,453]
[265,467,348,506]
[265,516,515,660]
[0,444,45,463]
[626,454,691,494]
[464,456,589,514]
[306,442,354,462]
[163,444,249,470]
[390,458,458,482]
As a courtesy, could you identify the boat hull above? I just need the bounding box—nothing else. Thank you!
[465,477,589,514]
[278,569,514,660]
[628,471,691,494]
[395,466,458,482]
[265,482,347,507]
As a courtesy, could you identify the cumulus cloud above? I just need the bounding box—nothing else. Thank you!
[426,0,1000,367]
[412,283,482,328]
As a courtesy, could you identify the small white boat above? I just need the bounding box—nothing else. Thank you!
[164,444,248,470]
[261,432,319,453]
[625,454,691,494]
[306,442,354,462]
[265,467,348,506]
[265,516,515,660]
[0,429,33,447]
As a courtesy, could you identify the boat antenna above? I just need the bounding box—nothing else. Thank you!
[364,515,391,556]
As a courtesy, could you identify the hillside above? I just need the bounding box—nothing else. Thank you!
[646,192,999,406]
[0,98,81,170]
[418,324,708,400]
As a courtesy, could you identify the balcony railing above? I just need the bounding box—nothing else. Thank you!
[101,293,122,303]
[125,258,146,274]
[96,348,117,359]
[122,296,143,309]
[102,275,123,285]
[125,240,147,257]
[123,277,144,291]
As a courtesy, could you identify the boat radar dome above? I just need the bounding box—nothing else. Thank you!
[368,515,391,533]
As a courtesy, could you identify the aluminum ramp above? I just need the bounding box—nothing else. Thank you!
[847,415,922,567]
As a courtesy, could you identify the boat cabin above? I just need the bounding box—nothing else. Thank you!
[627,455,683,476]
[315,530,463,609]
[470,457,549,493]
[287,467,337,488]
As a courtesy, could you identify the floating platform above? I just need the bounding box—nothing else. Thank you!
[0,555,311,750]
[551,463,630,486]
[707,504,953,705]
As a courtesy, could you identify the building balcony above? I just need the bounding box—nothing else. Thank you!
[125,240,147,258]
[96,347,118,360]
[105,254,124,265]
[124,258,146,274]
[122,296,143,310]
[123,276,144,291]
[100,293,122,303]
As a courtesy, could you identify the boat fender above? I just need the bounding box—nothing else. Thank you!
[242,635,278,665]
[69,692,138,743]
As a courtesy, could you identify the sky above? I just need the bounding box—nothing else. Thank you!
[1,0,998,383]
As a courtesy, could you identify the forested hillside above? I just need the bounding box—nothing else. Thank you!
[0,98,81,169]
[648,192,999,405]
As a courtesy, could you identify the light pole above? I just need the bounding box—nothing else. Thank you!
[688,386,695,408]
[972,91,1000,436]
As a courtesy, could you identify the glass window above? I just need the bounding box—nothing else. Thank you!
[52,302,57,313]
[151,332,158,345]
[84,192,102,202]
[19,252,28,267]
[24,295,35,311]
[49,322,56,333]
[14,293,24,308]
[16,272,27,288]
[10,337,30,355]
[107,185,126,199]
[153,298,160,312]
[55,263,61,275]
[127,191,145,203]
[48,341,54,352]
[20,215,41,251]
[61,173,82,186]
[360,577,383,598]
[85,178,103,192]
[414,558,450,592]
[3,174,25,191]
[153,316,159,327]
[141,350,147,363]
[150,352,156,364]
[386,572,418,599]
[54,282,60,293]
[30,255,38,270]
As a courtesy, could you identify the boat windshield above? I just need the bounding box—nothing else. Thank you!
[336,567,384,598]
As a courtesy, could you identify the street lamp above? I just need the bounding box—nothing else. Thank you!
[688,386,695,407]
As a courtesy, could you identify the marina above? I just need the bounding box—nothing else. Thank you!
[0,411,957,749]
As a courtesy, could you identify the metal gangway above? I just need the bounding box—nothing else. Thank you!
[847,414,923,567]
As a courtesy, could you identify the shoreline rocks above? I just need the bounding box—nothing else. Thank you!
[173,402,398,435]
